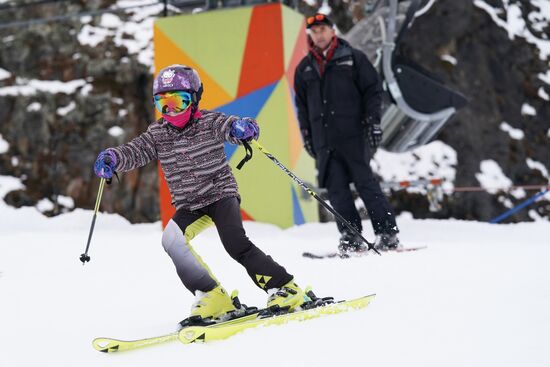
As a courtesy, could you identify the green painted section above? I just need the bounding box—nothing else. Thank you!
[155,7,253,98]
[231,80,293,228]
[281,5,304,69]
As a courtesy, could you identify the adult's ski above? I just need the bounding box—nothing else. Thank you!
[303,246,427,259]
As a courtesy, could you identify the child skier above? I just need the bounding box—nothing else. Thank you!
[94,64,309,324]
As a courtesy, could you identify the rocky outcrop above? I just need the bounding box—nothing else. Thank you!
[0,1,159,222]
[0,0,548,224]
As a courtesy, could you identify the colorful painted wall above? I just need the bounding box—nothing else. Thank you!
[154,3,318,228]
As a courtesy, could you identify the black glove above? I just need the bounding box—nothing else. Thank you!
[301,129,316,158]
[367,124,383,150]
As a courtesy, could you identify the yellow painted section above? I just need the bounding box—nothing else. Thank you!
[230,79,292,228]
[154,26,233,109]
[155,8,253,99]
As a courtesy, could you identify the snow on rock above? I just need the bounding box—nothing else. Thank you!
[77,24,112,47]
[56,101,76,116]
[474,0,550,60]
[318,0,331,15]
[526,158,549,180]
[76,1,163,69]
[100,13,124,29]
[36,198,55,213]
[26,102,42,112]
[57,195,75,209]
[0,67,11,80]
[499,121,525,139]
[415,0,437,17]
[0,134,9,154]
[539,70,550,84]
[498,195,514,208]
[108,126,125,137]
[475,159,513,194]
[0,78,89,96]
[521,103,537,116]
[440,54,457,65]
[538,87,549,101]
[0,175,24,198]
[529,0,550,34]
[509,187,526,200]
[373,140,457,193]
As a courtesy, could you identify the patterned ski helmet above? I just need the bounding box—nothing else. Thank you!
[153,64,203,102]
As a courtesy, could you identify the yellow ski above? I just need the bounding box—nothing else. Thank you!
[92,333,178,353]
[92,312,260,353]
[178,294,375,344]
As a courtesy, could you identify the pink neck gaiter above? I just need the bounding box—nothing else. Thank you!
[162,108,202,129]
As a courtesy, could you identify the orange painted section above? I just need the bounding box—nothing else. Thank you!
[158,164,175,227]
[237,4,284,97]
[241,208,254,221]
[285,22,308,169]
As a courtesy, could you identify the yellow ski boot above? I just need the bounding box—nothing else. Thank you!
[189,286,236,321]
[266,279,311,312]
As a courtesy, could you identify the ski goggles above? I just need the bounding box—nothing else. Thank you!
[306,14,333,29]
[153,91,193,114]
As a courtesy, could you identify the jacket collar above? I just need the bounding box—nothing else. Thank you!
[307,37,352,76]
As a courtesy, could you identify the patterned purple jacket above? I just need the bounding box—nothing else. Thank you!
[108,110,249,211]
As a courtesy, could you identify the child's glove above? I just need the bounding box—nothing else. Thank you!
[230,118,260,142]
[94,150,117,179]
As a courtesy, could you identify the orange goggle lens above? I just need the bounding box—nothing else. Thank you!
[307,14,326,25]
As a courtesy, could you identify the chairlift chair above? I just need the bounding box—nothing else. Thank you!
[347,0,467,152]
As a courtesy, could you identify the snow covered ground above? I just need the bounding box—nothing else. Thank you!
[0,199,549,367]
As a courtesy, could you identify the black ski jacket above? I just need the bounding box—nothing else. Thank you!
[294,38,382,186]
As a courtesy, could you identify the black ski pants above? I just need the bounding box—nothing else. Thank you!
[324,150,398,236]
[163,196,293,294]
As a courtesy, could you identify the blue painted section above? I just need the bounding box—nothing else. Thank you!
[291,186,305,225]
[215,82,278,160]
[490,188,549,223]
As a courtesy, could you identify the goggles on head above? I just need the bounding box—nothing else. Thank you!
[153,91,193,114]
[306,13,332,28]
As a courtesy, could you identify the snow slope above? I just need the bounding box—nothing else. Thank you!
[0,200,549,367]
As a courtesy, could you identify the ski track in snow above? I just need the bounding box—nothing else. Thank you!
[0,206,549,367]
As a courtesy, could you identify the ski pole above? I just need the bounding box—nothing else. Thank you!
[248,140,380,255]
[80,177,107,265]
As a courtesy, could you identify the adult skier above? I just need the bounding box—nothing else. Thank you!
[93,64,309,325]
[294,14,401,254]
